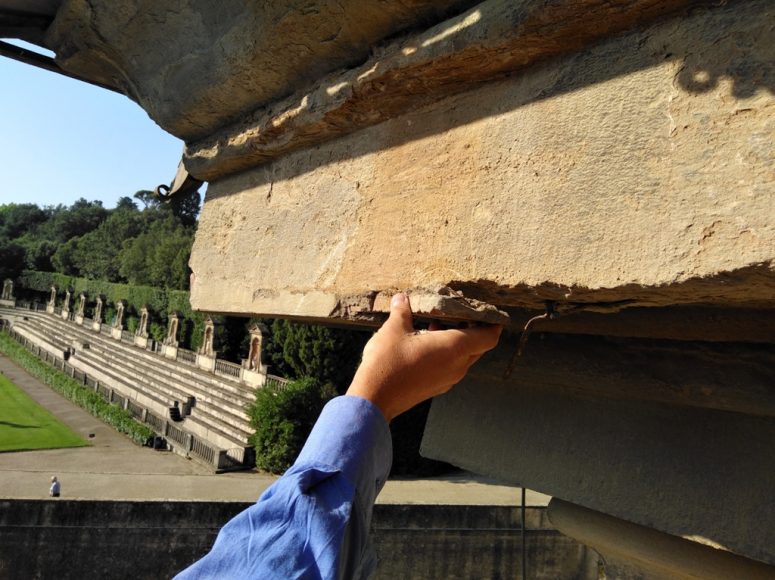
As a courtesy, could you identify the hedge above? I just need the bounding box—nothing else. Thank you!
[17,270,206,350]
[247,378,337,474]
[0,331,155,446]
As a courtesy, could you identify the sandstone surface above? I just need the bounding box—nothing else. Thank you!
[45,0,477,140]
[189,0,774,322]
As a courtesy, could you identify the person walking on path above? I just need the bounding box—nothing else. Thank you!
[49,475,60,497]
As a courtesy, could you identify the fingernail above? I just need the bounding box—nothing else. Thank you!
[391,293,407,307]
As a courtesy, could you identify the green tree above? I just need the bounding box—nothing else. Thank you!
[115,196,138,212]
[0,203,47,240]
[118,214,194,289]
[133,190,160,209]
[263,319,368,392]
[135,188,201,226]
[38,199,108,243]
[72,207,145,281]
[50,237,80,275]
[0,241,25,281]
[167,189,201,227]
[247,378,337,473]
[20,238,56,271]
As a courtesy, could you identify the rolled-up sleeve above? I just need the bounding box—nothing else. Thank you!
[174,395,393,580]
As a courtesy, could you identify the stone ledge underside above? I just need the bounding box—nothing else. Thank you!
[183,0,725,181]
[45,0,477,141]
[190,0,774,324]
[420,335,775,566]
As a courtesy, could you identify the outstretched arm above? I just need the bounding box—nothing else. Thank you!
[348,292,502,422]
[175,293,501,579]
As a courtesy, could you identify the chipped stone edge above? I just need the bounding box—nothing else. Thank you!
[184,0,710,181]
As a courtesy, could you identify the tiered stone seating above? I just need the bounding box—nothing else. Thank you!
[7,309,257,460]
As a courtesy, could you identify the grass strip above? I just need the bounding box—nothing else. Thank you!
[0,374,86,452]
[0,331,154,446]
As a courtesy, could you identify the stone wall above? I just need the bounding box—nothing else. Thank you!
[0,500,597,579]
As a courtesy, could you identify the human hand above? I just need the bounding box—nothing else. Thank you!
[346,293,502,422]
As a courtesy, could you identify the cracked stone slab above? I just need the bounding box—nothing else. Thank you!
[189,0,775,324]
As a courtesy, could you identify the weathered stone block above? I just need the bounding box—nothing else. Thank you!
[190,0,774,321]
[420,333,775,567]
[46,0,476,140]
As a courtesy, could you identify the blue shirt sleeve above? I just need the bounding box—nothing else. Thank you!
[174,395,393,580]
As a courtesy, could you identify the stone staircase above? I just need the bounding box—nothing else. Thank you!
[3,307,258,469]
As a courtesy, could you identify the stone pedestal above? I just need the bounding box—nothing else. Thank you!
[46,303,55,314]
[75,314,84,325]
[111,327,123,340]
[163,344,178,360]
[240,365,268,388]
[0,299,15,308]
[134,335,149,349]
[92,321,102,332]
[196,354,216,372]
[61,309,70,321]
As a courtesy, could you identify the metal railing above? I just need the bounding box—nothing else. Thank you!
[165,421,188,446]
[144,411,165,432]
[112,391,127,409]
[192,437,216,465]
[215,359,241,379]
[127,400,144,419]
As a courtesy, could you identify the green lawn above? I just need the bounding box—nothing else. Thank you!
[0,374,87,452]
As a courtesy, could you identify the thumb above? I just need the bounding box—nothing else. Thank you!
[384,292,414,335]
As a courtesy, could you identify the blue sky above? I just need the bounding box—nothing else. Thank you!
[1,42,185,209]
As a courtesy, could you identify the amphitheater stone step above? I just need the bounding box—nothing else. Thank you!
[8,310,255,463]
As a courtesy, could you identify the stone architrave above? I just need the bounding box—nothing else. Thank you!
[92,295,104,332]
[46,285,57,314]
[61,289,72,320]
[162,311,182,359]
[196,316,217,371]
[241,322,269,387]
[134,305,150,348]
[0,279,15,307]
[75,292,87,325]
[111,300,126,340]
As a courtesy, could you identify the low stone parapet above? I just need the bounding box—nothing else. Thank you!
[162,343,178,360]
[240,367,266,388]
[0,500,598,579]
[196,354,215,373]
